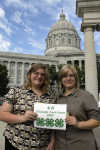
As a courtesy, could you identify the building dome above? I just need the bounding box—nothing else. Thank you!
[45,11,82,56]
[50,12,76,32]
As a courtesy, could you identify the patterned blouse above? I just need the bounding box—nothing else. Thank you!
[3,87,56,150]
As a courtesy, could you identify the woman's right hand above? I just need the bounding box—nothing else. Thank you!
[66,115,78,127]
[19,110,38,123]
[0,102,38,124]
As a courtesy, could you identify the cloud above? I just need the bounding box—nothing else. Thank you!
[29,39,45,50]
[6,0,61,7]
[1,0,90,55]
[0,7,5,18]
[43,0,61,5]
[5,0,75,20]
[12,47,25,53]
[0,21,12,35]
[11,11,22,24]
[0,34,11,51]
[5,0,21,5]
[39,25,50,32]
[5,0,38,14]
[0,7,12,35]
[23,24,35,35]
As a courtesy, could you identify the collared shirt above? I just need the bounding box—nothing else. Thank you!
[3,87,56,150]
[55,89,100,150]
[58,89,100,121]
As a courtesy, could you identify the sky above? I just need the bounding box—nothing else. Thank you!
[0,0,100,56]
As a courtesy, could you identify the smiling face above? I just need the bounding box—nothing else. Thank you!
[61,69,76,90]
[31,68,46,88]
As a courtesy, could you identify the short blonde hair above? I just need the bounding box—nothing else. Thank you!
[24,64,49,92]
[59,64,79,89]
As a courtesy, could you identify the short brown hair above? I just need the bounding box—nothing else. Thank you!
[24,64,49,92]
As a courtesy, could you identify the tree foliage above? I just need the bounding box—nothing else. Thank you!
[46,64,85,89]
[0,64,9,96]
[47,64,58,85]
[75,65,85,89]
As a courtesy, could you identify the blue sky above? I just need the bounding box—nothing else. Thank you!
[0,0,100,55]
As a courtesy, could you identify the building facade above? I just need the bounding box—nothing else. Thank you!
[1,5,100,150]
[0,11,100,88]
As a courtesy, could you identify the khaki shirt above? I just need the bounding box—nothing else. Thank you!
[55,89,100,150]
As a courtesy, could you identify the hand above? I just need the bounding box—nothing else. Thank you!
[19,110,38,123]
[66,116,78,127]
[46,142,55,150]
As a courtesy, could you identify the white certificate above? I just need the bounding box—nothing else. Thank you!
[34,103,67,130]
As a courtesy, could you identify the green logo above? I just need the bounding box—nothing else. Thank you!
[36,118,64,128]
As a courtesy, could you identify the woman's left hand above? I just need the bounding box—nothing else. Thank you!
[66,116,78,127]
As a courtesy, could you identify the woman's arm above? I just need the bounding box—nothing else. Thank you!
[46,135,55,150]
[66,116,99,129]
[0,102,37,124]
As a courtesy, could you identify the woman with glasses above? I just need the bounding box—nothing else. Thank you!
[55,64,100,150]
[0,64,55,150]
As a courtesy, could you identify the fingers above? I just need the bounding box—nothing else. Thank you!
[66,116,78,126]
[67,117,74,125]
[33,112,38,120]
[24,111,38,121]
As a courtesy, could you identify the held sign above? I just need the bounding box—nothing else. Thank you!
[34,103,67,130]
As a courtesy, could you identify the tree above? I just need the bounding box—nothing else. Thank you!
[75,65,85,89]
[47,64,58,85]
[46,64,85,88]
[0,64,9,97]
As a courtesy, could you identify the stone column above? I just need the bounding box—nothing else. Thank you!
[7,61,10,77]
[79,60,82,70]
[56,65,58,72]
[29,63,31,70]
[71,60,74,66]
[84,27,98,100]
[15,62,17,85]
[22,62,25,85]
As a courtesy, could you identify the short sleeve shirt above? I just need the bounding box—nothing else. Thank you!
[57,89,100,121]
[3,87,56,150]
[55,89,100,150]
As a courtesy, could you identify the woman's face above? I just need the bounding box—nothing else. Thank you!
[61,69,76,90]
[30,68,45,88]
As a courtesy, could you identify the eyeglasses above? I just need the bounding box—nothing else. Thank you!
[62,74,75,78]
[33,72,45,77]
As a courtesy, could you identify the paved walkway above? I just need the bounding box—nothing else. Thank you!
[0,121,6,150]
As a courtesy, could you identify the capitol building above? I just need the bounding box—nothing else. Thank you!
[0,11,100,87]
[1,1,100,149]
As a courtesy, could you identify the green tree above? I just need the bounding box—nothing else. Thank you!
[47,64,85,88]
[0,64,9,97]
[47,64,58,85]
[75,65,85,89]
[46,64,85,95]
